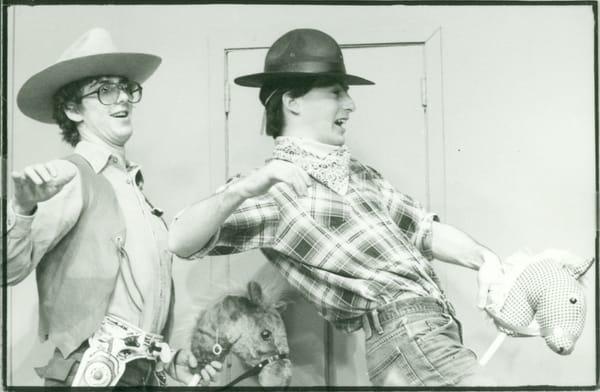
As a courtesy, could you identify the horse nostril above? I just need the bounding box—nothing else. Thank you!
[558,347,564,353]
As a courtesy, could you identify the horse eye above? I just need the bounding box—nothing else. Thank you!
[570,297,578,304]
[260,330,272,340]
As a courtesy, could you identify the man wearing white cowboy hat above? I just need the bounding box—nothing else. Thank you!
[169,28,501,386]
[6,28,221,387]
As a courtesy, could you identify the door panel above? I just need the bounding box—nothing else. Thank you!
[226,44,429,386]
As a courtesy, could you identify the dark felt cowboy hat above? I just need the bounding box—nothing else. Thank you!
[234,29,374,88]
[17,28,162,124]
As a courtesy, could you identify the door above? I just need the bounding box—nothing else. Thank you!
[225,42,438,386]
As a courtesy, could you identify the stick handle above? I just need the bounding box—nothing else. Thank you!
[479,332,507,366]
[188,374,201,386]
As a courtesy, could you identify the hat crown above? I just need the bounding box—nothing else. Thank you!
[57,28,119,63]
[264,29,346,74]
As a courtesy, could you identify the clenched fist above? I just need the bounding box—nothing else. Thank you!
[229,159,311,199]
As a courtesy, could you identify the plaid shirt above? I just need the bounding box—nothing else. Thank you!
[195,150,447,333]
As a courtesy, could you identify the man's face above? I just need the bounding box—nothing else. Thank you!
[76,76,135,147]
[293,83,355,146]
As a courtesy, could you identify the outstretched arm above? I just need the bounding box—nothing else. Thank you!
[168,160,311,258]
[6,160,80,285]
[430,221,503,308]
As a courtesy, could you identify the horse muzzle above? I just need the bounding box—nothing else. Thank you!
[544,327,576,355]
[257,356,292,387]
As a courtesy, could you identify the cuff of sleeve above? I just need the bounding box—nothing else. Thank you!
[416,213,439,261]
[7,200,35,236]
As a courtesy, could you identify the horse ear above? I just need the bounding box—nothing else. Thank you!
[248,281,264,305]
[566,257,595,280]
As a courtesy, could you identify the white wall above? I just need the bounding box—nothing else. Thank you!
[6,4,595,387]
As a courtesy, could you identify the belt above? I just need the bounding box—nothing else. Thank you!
[362,296,455,339]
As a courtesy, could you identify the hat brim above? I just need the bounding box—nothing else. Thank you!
[234,72,375,88]
[17,52,162,123]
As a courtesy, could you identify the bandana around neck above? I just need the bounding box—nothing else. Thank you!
[272,136,351,195]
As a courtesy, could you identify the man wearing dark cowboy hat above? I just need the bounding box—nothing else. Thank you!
[6,28,221,387]
[169,28,501,386]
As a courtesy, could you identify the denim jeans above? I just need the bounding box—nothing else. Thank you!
[364,297,495,386]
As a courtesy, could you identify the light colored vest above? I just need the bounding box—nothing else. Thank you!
[36,154,168,357]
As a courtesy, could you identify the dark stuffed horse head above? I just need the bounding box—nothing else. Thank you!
[190,281,292,386]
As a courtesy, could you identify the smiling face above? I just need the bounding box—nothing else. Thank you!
[67,76,136,147]
[284,82,355,146]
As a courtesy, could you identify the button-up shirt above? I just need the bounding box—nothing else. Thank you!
[6,141,172,334]
[191,140,447,333]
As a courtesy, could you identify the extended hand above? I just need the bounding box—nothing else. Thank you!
[477,250,504,309]
[169,348,222,386]
[229,160,311,199]
[11,160,77,215]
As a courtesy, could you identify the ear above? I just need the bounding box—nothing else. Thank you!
[282,91,300,115]
[247,281,264,305]
[64,102,83,123]
[566,257,595,280]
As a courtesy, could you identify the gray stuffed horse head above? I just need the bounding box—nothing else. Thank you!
[190,281,292,386]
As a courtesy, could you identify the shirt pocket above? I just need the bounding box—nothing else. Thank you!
[309,198,353,232]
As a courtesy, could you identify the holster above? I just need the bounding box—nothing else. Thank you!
[71,315,172,387]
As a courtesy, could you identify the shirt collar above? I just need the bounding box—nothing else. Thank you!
[74,140,141,176]
[272,136,351,195]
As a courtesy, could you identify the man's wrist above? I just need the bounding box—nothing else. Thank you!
[478,247,500,269]
[13,201,37,216]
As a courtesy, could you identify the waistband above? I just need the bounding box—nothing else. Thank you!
[362,296,456,338]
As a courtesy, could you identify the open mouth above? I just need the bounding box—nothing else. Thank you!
[334,118,347,127]
[111,110,129,118]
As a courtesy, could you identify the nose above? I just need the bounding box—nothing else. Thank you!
[341,91,356,112]
[115,88,129,104]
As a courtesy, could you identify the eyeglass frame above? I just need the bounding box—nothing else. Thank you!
[79,80,143,105]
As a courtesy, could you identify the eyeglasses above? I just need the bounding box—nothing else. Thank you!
[80,81,143,105]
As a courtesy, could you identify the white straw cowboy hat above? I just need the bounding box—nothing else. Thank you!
[17,27,162,123]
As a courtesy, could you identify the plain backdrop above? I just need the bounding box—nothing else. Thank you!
[4,3,596,387]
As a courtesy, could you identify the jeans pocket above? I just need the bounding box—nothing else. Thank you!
[365,329,420,385]
[407,313,478,385]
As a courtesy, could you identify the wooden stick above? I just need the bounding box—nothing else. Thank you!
[479,332,507,366]
[188,374,201,386]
